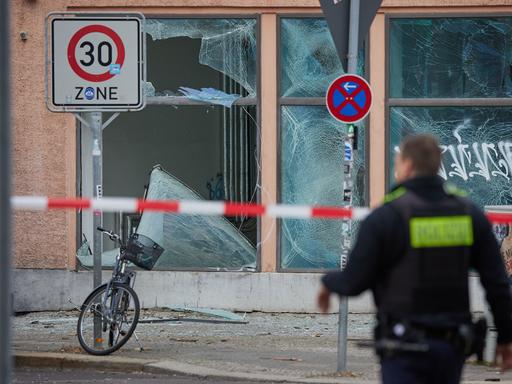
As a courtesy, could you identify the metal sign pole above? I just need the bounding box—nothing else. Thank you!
[87,112,103,346]
[337,0,360,372]
[0,0,12,382]
[45,12,145,351]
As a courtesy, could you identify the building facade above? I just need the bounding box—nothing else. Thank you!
[11,0,512,311]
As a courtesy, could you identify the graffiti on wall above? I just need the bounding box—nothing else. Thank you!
[394,128,512,183]
[439,127,512,182]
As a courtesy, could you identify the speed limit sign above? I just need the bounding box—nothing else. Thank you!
[47,13,145,111]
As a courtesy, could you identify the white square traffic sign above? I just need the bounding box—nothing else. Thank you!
[47,13,145,112]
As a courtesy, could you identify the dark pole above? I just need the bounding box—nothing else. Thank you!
[0,0,13,382]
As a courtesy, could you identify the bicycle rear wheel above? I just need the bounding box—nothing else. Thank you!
[77,282,140,355]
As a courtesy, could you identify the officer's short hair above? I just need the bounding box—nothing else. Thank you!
[400,134,441,176]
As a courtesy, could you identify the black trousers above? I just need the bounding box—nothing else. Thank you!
[380,339,465,384]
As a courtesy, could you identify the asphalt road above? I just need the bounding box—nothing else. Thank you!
[12,367,286,384]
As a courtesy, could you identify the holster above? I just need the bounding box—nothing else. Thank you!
[452,317,487,359]
[374,317,487,359]
[374,319,429,357]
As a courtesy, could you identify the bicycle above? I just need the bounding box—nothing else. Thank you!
[77,227,164,355]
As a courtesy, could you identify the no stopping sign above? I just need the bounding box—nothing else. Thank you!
[326,74,372,123]
[48,14,145,111]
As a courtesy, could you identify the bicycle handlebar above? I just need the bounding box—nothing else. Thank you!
[96,227,123,246]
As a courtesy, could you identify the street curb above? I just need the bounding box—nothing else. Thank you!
[144,360,364,383]
[14,351,156,373]
[14,352,512,384]
[13,351,368,383]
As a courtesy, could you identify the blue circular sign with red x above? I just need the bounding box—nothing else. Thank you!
[326,74,373,123]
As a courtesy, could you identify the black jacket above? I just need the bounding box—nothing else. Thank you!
[322,176,512,344]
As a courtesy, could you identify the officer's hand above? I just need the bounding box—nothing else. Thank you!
[496,343,512,372]
[317,285,332,313]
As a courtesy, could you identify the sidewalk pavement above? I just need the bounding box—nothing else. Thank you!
[11,310,512,383]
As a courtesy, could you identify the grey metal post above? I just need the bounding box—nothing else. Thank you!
[0,0,12,382]
[337,0,360,372]
[89,112,103,289]
[87,112,103,346]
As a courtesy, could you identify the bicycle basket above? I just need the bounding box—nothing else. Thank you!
[123,233,164,270]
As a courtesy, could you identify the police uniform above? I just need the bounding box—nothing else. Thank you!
[322,176,512,384]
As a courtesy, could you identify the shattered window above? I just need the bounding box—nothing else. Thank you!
[280,18,344,97]
[136,166,256,270]
[390,107,512,207]
[145,18,257,97]
[388,17,512,209]
[390,18,512,98]
[280,107,366,269]
[279,18,367,270]
[79,18,259,270]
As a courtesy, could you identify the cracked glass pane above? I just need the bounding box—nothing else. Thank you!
[280,18,345,97]
[145,18,257,97]
[390,18,512,98]
[136,166,256,270]
[97,102,259,269]
[280,106,366,269]
[82,18,259,270]
[390,107,512,207]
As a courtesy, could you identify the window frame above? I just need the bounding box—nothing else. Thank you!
[77,14,263,272]
[385,12,512,190]
[276,14,370,273]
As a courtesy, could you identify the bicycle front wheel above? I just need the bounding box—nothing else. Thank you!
[77,282,140,355]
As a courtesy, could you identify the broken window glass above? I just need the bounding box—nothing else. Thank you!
[279,18,367,270]
[78,165,257,270]
[98,103,258,265]
[82,17,260,269]
[144,18,257,97]
[280,18,344,97]
[136,166,256,270]
[280,106,366,269]
[390,107,512,207]
[390,18,512,98]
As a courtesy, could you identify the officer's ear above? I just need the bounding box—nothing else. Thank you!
[403,157,415,177]
[395,152,414,183]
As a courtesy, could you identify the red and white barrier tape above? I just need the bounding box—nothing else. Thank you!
[10,196,512,223]
[11,196,370,220]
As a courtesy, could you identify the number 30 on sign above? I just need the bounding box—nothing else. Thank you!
[47,13,145,112]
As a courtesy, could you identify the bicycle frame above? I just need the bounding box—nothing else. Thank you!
[97,229,137,323]
[77,226,143,355]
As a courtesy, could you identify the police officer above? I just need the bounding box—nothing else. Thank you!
[317,134,512,383]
